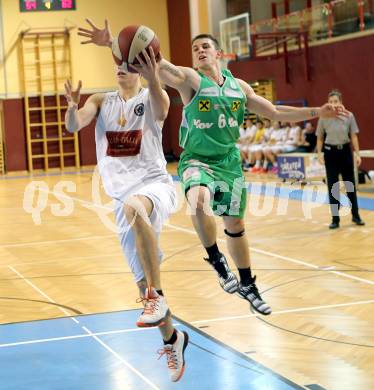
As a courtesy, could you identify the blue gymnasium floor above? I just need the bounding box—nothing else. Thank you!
[0,309,305,390]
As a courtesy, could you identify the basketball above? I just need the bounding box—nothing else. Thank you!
[112,25,161,73]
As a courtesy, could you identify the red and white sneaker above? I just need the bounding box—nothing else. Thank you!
[250,167,261,173]
[158,331,189,382]
[136,287,170,327]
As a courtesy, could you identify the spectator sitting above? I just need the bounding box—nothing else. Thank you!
[255,121,287,174]
[282,121,302,153]
[236,118,257,170]
[294,122,317,152]
[249,119,272,173]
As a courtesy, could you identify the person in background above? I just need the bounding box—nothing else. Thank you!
[256,118,273,173]
[316,89,365,229]
[236,117,257,170]
[283,122,302,153]
[295,122,317,152]
[261,121,288,174]
[248,119,266,172]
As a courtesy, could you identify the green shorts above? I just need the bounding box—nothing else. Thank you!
[178,148,247,218]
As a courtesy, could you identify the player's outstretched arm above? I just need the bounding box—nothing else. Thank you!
[64,80,103,132]
[237,79,348,122]
[130,47,170,122]
[158,60,198,91]
[78,19,113,47]
[78,19,198,93]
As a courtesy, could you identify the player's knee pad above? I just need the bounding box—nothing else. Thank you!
[224,229,245,238]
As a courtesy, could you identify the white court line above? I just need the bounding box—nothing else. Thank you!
[0,234,116,248]
[7,266,160,390]
[8,266,80,323]
[0,253,121,269]
[1,299,373,349]
[190,299,374,325]
[9,187,374,286]
[165,222,374,286]
[0,324,181,348]
[81,326,160,390]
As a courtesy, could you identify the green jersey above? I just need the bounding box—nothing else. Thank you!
[179,69,246,158]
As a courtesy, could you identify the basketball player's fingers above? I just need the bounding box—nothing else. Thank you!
[85,18,98,31]
[104,19,109,31]
[141,49,152,67]
[64,81,71,93]
[135,54,146,67]
[339,107,349,116]
[76,80,82,92]
[335,106,349,117]
[78,27,93,34]
[337,114,348,121]
[149,46,157,67]
[64,83,71,97]
[67,79,72,90]
[77,31,93,38]
[81,39,93,45]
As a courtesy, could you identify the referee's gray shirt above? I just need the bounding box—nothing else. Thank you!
[316,113,359,145]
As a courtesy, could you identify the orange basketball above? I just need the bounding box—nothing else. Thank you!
[112,25,160,73]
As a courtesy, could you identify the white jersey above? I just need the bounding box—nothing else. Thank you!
[239,124,256,140]
[263,126,273,142]
[285,126,301,145]
[95,89,172,201]
[269,128,287,144]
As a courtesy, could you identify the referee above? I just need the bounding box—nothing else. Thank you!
[317,90,365,229]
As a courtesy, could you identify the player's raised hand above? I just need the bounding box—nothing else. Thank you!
[129,47,159,82]
[319,103,349,120]
[64,80,82,107]
[78,19,113,47]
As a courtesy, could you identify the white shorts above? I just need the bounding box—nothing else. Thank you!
[236,143,247,152]
[264,145,283,153]
[281,144,297,153]
[114,181,177,282]
[248,144,263,153]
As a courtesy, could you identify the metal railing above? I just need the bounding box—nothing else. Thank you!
[251,0,374,42]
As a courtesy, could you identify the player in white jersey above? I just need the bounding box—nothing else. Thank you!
[282,122,302,152]
[236,118,256,169]
[263,121,288,173]
[64,55,188,382]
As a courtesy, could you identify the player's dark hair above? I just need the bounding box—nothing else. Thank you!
[328,89,343,102]
[192,34,221,50]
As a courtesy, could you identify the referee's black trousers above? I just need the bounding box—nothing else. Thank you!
[323,143,360,221]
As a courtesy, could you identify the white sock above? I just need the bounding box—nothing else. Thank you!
[263,160,268,169]
[255,160,261,168]
[273,162,278,167]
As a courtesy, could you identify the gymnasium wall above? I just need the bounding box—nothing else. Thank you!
[229,33,374,170]
[163,0,192,157]
[0,0,170,96]
[0,0,170,171]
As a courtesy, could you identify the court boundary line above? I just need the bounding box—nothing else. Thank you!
[190,299,374,324]
[0,322,174,348]
[173,314,308,390]
[5,187,374,287]
[1,299,372,348]
[165,223,374,286]
[0,234,116,248]
[1,171,373,208]
[7,266,160,390]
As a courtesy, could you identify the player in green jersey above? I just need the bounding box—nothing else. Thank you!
[78,22,347,316]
